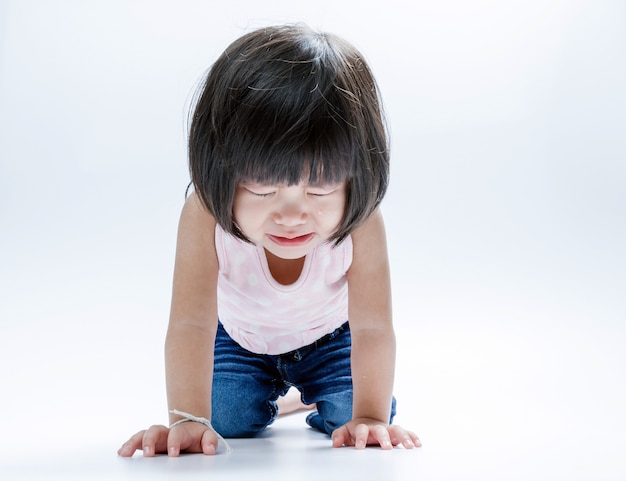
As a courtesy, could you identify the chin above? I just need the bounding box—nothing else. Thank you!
[264,245,309,260]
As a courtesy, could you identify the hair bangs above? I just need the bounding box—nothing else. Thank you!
[233,118,355,188]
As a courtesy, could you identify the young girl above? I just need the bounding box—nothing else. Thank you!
[118,24,420,457]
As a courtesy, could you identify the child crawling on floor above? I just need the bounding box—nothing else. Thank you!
[118,24,421,457]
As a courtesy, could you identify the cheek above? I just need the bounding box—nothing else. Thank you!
[317,197,346,226]
[232,197,256,227]
[233,198,271,235]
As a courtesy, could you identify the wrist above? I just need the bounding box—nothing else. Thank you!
[168,409,232,454]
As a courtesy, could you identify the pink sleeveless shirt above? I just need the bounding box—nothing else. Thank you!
[214,224,353,354]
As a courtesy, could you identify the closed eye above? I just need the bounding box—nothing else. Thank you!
[244,188,275,198]
[307,188,338,197]
[243,186,275,197]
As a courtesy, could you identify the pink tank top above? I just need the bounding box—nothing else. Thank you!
[214,225,352,354]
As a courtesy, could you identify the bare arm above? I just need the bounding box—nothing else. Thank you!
[118,193,220,457]
[166,192,219,424]
[332,210,420,450]
[348,209,396,423]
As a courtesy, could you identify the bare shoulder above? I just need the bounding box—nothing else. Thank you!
[347,209,392,328]
[349,209,389,272]
[169,191,219,325]
[180,191,216,229]
[176,191,218,264]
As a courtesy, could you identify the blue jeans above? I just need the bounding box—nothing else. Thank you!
[211,321,396,438]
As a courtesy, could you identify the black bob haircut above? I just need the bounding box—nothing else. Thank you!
[188,24,389,245]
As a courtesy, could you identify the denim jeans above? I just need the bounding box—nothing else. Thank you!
[211,321,396,438]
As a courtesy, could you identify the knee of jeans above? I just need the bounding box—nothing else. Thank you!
[313,395,353,434]
[211,399,277,438]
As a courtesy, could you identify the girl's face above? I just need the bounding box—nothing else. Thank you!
[233,180,346,259]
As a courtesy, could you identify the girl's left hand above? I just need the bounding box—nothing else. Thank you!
[331,418,421,450]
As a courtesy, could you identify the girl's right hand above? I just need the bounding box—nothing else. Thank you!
[117,421,219,457]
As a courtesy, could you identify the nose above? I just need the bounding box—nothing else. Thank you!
[273,200,308,227]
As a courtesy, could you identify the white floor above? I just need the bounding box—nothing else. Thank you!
[1,413,425,481]
[2,378,624,481]
[1,295,624,481]
[1,1,625,480]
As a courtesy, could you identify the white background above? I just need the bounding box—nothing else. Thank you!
[1,1,625,480]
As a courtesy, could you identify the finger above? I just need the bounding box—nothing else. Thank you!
[168,422,219,456]
[372,425,393,450]
[354,423,369,449]
[201,428,218,455]
[142,425,170,457]
[117,430,146,457]
[331,426,349,448]
[388,425,421,449]
[166,425,186,457]
[408,430,422,448]
[167,423,205,456]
